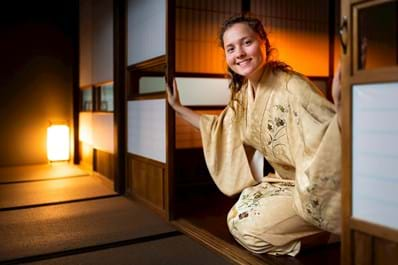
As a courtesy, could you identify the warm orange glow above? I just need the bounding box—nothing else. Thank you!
[269,29,329,76]
[47,124,70,161]
[176,26,330,76]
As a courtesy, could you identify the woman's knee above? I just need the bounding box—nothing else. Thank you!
[227,213,301,255]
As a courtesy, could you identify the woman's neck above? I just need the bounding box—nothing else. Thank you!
[248,66,267,92]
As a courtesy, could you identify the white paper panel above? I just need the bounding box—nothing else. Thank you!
[92,0,113,83]
[139,76,165,94]
[92,113,114,153]
[127,100,166,163]
[79,112,114,153]
[79,0,93,86]
[176,77,230,106]
[352,82,398,230]
[127,0,166,65]
[79,112,93,145]
[79,0,113,85]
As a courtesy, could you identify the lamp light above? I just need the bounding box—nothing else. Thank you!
[47,122,70,162]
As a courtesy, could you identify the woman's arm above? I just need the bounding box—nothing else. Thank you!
[166,78,201,129]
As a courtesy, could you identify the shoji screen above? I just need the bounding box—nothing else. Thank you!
[174,77,228,149]
[79,112,114,153]
[91,0,113,83]
[127,0,166,65]
[127,100,166,163]
[79,0,113,86]
[175,0,241,73]
[79,0,93,86]
[126,0,167,214]
[251,0,329,76]
[79,0,114,177]
[174,0,240,149]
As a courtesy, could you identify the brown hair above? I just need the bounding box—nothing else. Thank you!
[219,15,291,101]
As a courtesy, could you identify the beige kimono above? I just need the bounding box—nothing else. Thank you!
[199,66,341,256]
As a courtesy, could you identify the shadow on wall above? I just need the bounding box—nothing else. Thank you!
[0,0,77,166]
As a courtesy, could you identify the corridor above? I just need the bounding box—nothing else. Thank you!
[0,164,231,265]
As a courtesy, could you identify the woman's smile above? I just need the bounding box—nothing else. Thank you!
[237,58,252,66]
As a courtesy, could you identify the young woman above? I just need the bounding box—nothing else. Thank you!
[167,15,341,256]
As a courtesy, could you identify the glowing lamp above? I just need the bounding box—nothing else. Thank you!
[47,123,70,161]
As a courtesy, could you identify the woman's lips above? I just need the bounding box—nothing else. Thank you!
[237,58,251,66]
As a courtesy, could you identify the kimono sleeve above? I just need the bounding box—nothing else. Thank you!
[286,75,342,234]
[199,106,257,196]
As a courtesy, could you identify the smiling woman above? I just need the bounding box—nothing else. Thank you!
[166,15,342,256]
[223,22,267,84]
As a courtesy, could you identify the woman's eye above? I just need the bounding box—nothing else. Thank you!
[244,40,252,45]
[226,47,234,53]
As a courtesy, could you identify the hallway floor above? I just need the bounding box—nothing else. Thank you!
[0,164,232,265]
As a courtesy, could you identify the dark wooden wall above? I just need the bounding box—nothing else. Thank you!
[0,1,78,166]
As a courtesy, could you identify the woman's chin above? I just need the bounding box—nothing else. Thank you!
[234,68,254,77]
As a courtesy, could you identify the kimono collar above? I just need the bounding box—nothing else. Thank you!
[246,64,275,101]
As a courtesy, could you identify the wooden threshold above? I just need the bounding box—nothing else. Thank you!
[173,218,272,265]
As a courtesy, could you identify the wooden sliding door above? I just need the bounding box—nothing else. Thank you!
[340,0,398,264]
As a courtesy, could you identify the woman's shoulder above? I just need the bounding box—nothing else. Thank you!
[279,71,336,119]
[278,70,325,104]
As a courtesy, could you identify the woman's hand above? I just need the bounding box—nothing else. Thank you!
[332,63,342,128]
[166,78,182,109]
[165,77,201,129]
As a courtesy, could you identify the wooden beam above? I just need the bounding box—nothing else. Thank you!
[113,0,127,194]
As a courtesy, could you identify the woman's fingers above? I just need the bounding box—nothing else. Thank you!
[332,63,342,128]
[332,63,341,105]
[173,78,179,96]
[165,78,181,108]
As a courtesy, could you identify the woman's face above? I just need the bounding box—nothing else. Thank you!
[223,23,267,83]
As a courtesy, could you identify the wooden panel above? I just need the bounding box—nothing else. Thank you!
[127,154,165,213]
[94,149,115,181]
[374,237,398,265]
[176,109,222,149]
[351,218,398,243]
[341,0,353,263]
[354,231,373,265]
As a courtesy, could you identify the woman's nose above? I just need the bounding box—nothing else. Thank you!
[236,46,246,58]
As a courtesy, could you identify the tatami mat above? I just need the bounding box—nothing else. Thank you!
[0,175,116,209]
[0,197,177,262]
[24,235,232,265]
[0,163,88,183]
